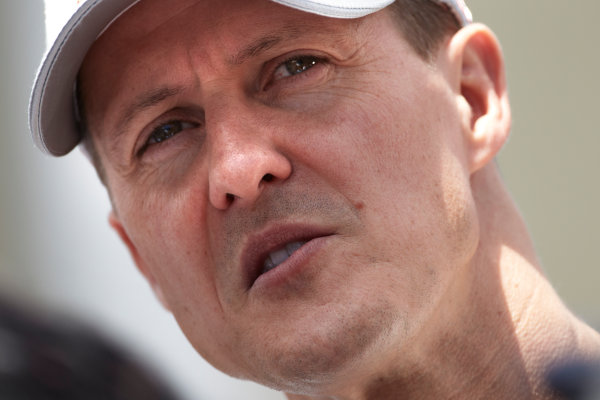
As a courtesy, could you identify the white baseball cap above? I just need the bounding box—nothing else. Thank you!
[29,0,472,156]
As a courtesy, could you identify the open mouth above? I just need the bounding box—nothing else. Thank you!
[242,227,333,290]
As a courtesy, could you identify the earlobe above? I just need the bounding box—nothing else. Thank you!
[449,23,511,173]
[108,211,170,310]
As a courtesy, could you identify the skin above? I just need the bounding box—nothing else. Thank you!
[78,0,600,398]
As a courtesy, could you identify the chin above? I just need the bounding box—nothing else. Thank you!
[236,295,403,394]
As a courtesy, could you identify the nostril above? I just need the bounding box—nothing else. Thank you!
[226,193,235,203]
[262,173,275,182]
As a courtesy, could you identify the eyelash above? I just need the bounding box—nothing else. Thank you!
[138,119,199,156]
[263,53,327,90]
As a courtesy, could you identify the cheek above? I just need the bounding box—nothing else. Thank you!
[112,171,226,317]
[116,183,249,372]
[293,67,479,282]
[289,61,455,192]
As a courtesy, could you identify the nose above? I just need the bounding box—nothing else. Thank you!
[207,102,292,210]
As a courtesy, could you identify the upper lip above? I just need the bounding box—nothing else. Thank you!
[241,224,333,290]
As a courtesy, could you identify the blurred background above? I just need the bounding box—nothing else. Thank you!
[0,1,598,399]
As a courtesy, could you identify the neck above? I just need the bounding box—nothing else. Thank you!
[286,165,600,400]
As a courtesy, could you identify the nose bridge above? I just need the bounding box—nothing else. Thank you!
[206,93,292,210]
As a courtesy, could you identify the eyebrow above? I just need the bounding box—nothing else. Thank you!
[228,27,302,65]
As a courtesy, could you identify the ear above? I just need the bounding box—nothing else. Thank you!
[108,211,170,310]
[448,23,511,173]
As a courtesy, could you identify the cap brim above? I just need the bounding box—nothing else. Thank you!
[30,0,140,156]
[271,0,394,19]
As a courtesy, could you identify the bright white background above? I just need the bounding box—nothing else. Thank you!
[0,1,598,399]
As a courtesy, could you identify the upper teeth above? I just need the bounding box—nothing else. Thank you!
[263,241,305,273]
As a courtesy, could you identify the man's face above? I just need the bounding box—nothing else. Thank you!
[80,0,479,392]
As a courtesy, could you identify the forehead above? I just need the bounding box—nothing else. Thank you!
[79,0,370,104]
[78,0,383,151]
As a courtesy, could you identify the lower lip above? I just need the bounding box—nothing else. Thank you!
[250,235,331,293]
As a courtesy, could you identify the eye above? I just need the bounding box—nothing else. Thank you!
[136,119,199,157]
[273,55,320,81]
[147,120,196,146]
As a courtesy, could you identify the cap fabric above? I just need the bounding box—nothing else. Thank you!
[29,0,472,156]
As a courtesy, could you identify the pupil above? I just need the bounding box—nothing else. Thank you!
[285,57,317,75]
[155,122,180,143]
